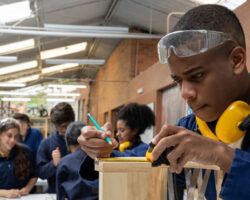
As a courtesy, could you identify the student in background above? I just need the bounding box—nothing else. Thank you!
[37,102,75,193]
[112,102,155,156]
[13,113,43,158]
[0,118,37,198]
[56,121,98,200]
[79,103,155,183]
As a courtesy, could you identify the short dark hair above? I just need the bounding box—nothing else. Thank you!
[117,103,155,135]
[50,102,75,125]
[0,118,20,134]
[13,113,30,124]
[172,4,246,49]
[66,121,86,146]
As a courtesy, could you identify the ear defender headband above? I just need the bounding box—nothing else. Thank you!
[196,101,250,144]
[119,141,132,152]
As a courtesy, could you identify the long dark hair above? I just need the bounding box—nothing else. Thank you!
[0,118,31,180]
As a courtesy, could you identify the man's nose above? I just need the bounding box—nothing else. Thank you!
[180,81,196,101]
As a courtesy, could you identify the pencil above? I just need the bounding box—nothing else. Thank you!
[87,113,112,144]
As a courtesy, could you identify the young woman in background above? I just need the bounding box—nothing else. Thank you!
[0,118,37,198]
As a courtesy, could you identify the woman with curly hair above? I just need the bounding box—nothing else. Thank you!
[0,118,37,198]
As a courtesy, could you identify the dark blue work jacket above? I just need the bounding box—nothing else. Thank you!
[0,144,36,189]
[176,113,250,200]
[36,131,69,193]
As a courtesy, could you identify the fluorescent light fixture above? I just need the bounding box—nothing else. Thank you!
[0,39,35,55]
[0,56,17,62]
[190,0,246,9]
[0,1,32,24]
[47,93,80,97]
[48,84,87,89]
[7,74,40,83]
[44,24,129,33]
[40,42,87,60]
[41,63,79,74]
[0,82,26,87]
[46,98,75,102]
[0,26,163,39]
[0,60,37,75]
[0,91,30,96]
[45,59,105,65]
[1,97,31,102]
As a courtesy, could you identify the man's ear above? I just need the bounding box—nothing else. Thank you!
[229,46,246,74]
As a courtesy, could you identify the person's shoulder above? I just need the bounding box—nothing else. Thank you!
[62,149,86,163]
[58,152,78,169]
[39,132,54,145]
[18,143,31,151]
[30,127,42,134]
[176,114,196,130]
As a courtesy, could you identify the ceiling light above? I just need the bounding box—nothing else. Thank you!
[40,42,87,60]
[0,82,26,87]
[0,26,163,39]
[41,63,79,74]
[46,98,75,102]
[0,1,32,24]
[1,97,31,102]
[48,84,87,89]
[7,74,40,83]
[45,59,105,65]
[0,39,35,55]
[44,24,129,33]
[0,60,37,75]
[0,91,31,96]
[0,56,17,62]
[47,93,80,97]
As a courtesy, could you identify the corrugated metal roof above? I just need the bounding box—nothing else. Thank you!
[0,0,197,87]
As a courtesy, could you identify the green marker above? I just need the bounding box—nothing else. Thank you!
[87,113,112,144]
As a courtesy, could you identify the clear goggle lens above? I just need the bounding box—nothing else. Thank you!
[158,30,234,64]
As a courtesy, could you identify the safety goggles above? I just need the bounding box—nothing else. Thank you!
[158,30,234,64]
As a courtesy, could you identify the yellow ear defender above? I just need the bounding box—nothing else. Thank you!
[196,101,250,144]
[118,141,132,152]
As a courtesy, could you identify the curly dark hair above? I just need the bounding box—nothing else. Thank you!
[0,118,31,180]
[172,4,245,49]
[117,103,155,136]
[50,102,75,125]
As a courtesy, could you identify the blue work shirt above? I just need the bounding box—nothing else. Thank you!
[56,148,98,200]
[0,144,36,189]
[36,131,69,193]
[20,127,43,158]
[176,113,250,200]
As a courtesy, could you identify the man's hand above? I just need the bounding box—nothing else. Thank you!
[52,147,61,166]
[78,122,118,159]
[151,125,234,173]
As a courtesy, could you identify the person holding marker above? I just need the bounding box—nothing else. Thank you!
[78,103,155,193]
[85,103,155,157]
[87,113,112,145]
[78,4,250,199]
